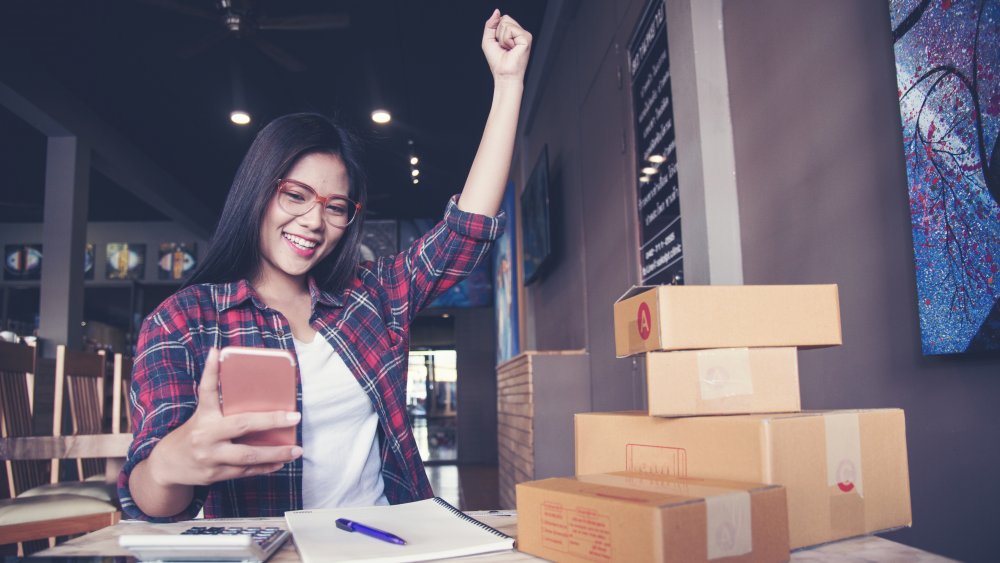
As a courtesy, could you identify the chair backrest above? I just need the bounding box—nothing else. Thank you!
[52,346,107,482]
[111,354,133,434]
[0,340,47,497]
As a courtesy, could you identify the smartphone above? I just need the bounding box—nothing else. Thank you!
[218,346,298,447]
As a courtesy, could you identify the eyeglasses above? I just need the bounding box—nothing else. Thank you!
[275,179,362,228]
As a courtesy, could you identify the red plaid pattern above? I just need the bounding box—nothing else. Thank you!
[118,196,503,521]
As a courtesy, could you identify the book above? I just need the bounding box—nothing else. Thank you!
[285,497,514,563]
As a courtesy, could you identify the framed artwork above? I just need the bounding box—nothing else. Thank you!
[360,220,398,261]
[106,243,145,280]
[158,242,197,280]
[520,146,552,285]
[494,182,520,364]
[3,244,42,281]
[84,243,94,280]
[890,0,1000,354]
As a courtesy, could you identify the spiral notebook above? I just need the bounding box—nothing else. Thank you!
[285,497,514,563]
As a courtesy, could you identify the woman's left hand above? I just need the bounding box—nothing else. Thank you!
[482,10,533,83]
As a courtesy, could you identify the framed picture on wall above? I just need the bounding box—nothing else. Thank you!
[494,182,520,364]
[158,243,197,280]
[521,145,552,285]
[106,243,145,280]
[84,243,94,280]
[3,244,42,281]
[890,0,1000,354]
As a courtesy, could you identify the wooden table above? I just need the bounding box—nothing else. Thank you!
[39,512,955,562]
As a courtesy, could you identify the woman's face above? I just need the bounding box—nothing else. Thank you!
[256,152,351,287]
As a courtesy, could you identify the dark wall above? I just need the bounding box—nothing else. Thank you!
[516,0,648,414]
[455,307,499,464]
[723,0,999,560]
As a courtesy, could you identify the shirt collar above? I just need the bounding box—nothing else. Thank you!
[214,277,342,313]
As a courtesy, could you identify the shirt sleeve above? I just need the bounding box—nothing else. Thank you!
[370,195,506,325]
[117,293,209,521]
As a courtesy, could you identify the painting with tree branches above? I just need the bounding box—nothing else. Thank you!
[890,0,1000,354]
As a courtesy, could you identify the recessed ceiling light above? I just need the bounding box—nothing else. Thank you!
[641,166,658,175]
[639,176,650,183]
[410,156,419,165]
[371,109,391,124]
[412,178,419,184]
[230,111,251,125]
[411,169,420,177]
[648,154,665,163]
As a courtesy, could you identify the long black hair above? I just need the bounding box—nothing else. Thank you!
[184,113,367,293]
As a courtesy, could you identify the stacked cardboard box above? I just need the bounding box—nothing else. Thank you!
[587,284,911,549]
[615,285,842,416]
[517,472,789,563]
[516,284,912,560]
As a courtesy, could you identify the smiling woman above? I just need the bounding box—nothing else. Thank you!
[116,10,533,522]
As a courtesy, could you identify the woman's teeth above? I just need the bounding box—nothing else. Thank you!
[283,233,317,250]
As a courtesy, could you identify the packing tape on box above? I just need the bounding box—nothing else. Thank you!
[696,348,754,400]
[825,412,867,536]
[824,412,864,497]
[577,474,752,559]
[705,491,753,560]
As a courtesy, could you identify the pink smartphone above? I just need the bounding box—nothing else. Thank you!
[218,346,298,447]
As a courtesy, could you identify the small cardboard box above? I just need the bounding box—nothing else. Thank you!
[613,285,843,357]
[645,347,801,416]
[516,472,789,563]
[575,409,911,549]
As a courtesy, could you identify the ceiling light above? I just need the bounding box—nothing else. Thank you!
[412,178,419,184]
[230,111,251,125]
[639,176,650,183]
[371,109,391,124]
[648,154,666,164]
[411,169,420,177]
[410,156,419,165]
[641,166,658,175]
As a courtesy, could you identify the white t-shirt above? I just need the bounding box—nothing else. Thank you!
[294,334,388,508]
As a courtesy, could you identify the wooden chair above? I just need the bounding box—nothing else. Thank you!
[0,341,124,552]
[111,353,133,435]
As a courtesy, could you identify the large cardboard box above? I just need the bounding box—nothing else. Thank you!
[517,472,789,563]
[614,285,842,357]
[575,410,911,549]
[646,347,801,416]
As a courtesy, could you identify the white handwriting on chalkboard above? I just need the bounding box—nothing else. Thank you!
[640,81,672,139]
[630,5,665,78]
[645,231,676,260]
[642,242,683,277]
[643,119,672,161]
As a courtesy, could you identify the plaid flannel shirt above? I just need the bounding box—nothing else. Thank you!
[118,196,503,521]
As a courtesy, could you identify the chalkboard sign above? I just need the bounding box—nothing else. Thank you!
[629,0,683,285]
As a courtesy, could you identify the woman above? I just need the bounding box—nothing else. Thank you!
[118,10,531,521]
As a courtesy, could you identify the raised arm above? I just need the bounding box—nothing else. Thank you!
[456,10,533,217]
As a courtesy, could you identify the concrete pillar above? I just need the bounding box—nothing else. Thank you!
[38,136,89,356]
[667,0,744,284]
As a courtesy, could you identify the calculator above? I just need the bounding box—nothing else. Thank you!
[118,525,291,562]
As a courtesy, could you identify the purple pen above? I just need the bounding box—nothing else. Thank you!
[335,518,407,545]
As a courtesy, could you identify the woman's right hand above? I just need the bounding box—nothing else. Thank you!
[144,347,302,487]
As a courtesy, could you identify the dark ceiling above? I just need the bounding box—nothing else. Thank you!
[0,0,547,227]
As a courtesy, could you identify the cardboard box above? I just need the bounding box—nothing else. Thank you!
[613,285,842,357]
[517,472,789,563]
[645,347,801,416]
[575,410,911,549]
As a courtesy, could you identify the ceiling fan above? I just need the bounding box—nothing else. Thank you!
[142,0,350,72]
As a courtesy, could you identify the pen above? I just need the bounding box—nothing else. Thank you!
[335,518,407,545]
